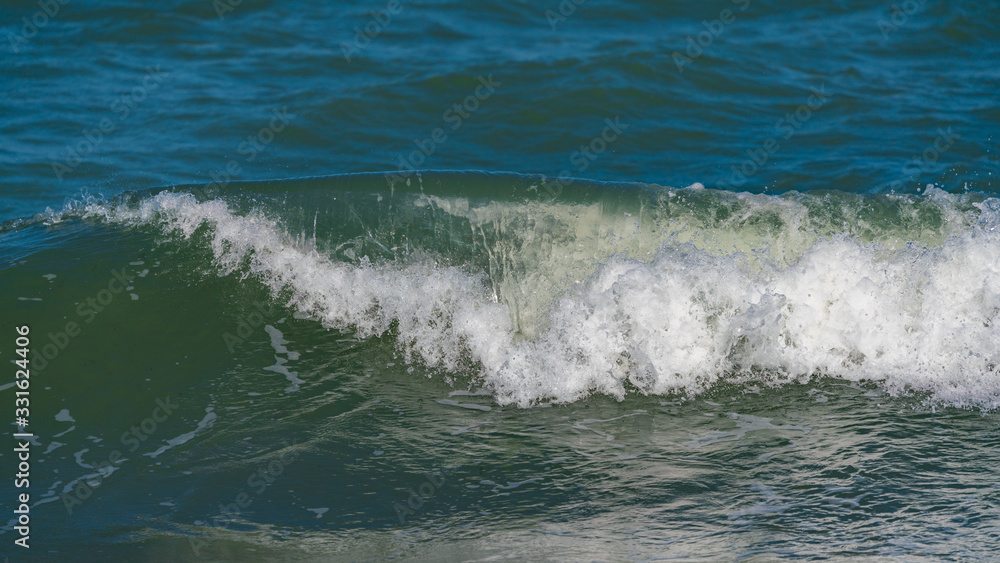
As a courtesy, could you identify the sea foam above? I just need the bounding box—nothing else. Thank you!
[81,188,1000,409]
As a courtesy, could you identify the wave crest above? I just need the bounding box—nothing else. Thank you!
[76,177,1000,408]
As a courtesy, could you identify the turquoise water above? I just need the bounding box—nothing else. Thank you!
[2,1,1000,561]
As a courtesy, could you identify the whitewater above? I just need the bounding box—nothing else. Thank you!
[63,178,1000,410]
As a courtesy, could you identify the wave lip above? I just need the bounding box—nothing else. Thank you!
[72,177,1000,409]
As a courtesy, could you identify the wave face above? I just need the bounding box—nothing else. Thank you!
[57,172,1000,408]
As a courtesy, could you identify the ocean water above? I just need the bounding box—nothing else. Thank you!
[2,0,1000,561]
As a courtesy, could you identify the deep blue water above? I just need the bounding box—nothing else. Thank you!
[2,0,999,222]
[2,1,1000,561]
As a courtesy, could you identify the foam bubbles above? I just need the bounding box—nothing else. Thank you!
[83,190,1000,409]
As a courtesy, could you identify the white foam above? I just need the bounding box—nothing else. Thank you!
[307,507,329,518]
[684,414,810,448]
[263,325,303,393]
[145,406,217,458]
[435,399,492,412]
[73,448,93,469]
[43,441,64,454]
[84,192,1000,409]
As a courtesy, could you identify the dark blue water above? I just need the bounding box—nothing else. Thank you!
[2,1,1000,561]
[2,0,998,223]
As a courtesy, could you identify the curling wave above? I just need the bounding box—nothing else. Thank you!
[65,173,1000,408]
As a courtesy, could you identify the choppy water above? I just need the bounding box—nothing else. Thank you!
[2,0,1000,561]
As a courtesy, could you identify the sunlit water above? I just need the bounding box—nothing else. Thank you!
[2,0,999,561]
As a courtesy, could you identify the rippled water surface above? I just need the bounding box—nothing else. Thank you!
[1,0,999,561]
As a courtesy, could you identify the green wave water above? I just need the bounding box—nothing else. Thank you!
[3,1,1000,556]
[3,174,1000,561]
